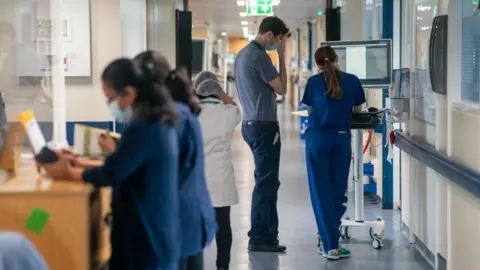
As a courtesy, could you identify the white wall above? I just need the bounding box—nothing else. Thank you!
[400,1,480,269]
[65,0,122,122]
[339,0,366,40]
[121,0,147,58]
[147,0,183,67]
[446,1,480,269]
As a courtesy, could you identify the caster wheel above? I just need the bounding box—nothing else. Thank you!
[369,227,384,239]
[340,226,352,240]
[372,238,383,249]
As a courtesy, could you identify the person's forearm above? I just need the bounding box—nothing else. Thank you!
[279,56,287,95]
[68,166,85,181]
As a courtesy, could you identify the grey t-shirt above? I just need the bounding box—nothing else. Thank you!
[234,41,279,122]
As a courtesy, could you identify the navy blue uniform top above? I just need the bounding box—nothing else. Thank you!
[234,41,279,121]
[174,103,217,258]
[83,117,180,270]
[301,71,366,131]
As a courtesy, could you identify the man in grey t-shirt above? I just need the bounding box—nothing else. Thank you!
[234,16,289,252]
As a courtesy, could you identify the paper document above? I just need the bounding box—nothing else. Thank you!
[73,124,120,157]
[19,110,47,154]
[291,110,308,117]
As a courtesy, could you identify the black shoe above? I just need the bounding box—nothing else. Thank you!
[217,268,229,270]
[248,243,287,252]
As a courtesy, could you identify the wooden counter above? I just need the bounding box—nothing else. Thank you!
[0,163,110,270]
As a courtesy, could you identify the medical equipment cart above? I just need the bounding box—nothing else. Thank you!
[340,109,388,249]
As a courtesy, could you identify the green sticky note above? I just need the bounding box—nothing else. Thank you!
[25,208,50,235]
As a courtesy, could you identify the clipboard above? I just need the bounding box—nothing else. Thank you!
[73,124,121,158]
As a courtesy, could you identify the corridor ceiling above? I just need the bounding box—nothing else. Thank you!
[189,0,325,36]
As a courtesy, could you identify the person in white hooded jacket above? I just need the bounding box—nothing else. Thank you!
[195,77,241,270]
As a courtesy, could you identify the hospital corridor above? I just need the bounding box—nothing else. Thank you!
[203,105,432,270]
[0,0,480,270]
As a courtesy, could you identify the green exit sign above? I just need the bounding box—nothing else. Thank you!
[246,4,273,16]
[474,0,479,4]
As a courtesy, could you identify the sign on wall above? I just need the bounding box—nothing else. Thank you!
[17,0,91,77]
[246,0,274,16]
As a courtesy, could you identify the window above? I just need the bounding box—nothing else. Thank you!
[461,0,480,103]
[412,1,437,125]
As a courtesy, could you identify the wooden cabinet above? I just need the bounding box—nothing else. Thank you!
[0,164,110,270]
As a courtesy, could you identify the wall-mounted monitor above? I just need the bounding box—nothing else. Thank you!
[320,39,392,88]
[192,39,206,75]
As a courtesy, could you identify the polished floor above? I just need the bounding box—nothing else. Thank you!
[203,105,433,270]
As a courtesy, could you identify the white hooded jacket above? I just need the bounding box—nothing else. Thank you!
[198,98,241,207]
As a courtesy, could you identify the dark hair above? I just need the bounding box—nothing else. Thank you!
[315,46,342,100]
[101,58,177,124]
[133,51,202,116]
[258,16,290,37]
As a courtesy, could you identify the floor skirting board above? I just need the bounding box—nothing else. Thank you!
[402,222,445,269]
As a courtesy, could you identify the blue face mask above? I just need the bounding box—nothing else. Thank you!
[265,43,277,51]
[108,99,132,123]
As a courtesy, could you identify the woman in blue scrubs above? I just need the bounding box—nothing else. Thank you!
[133,51,217,270]
[42,58,181,270]
[302,46,366,260]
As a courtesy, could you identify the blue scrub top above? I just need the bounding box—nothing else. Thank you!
[175,103,217,258]
[301,71,366,131]
[83,117,180,270]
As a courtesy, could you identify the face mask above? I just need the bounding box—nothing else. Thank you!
[265,43,277,51]
[265,34,277,51]
[108,99,132,123]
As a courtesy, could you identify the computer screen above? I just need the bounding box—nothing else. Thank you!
[320,39,392,87]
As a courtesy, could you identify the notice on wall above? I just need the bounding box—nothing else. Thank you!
[17,0,91,77]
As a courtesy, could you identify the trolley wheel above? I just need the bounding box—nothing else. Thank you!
[372,238,383,249]
[369,227,384,240]
[340,226,352,240]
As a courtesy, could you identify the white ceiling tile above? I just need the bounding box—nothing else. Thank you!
[190,0,326,36]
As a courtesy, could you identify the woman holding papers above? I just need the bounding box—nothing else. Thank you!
[41,58,181,270]
[301,46,366,260]
[133,51,217,270]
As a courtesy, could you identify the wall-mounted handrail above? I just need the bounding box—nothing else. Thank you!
[394,131,480,200]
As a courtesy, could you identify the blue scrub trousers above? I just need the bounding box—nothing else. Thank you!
[242,122,281,245]
[305,129,351,252]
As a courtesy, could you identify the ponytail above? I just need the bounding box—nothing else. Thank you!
[133,51,202,116]
[323,58,342,100]
[166,68,202,116]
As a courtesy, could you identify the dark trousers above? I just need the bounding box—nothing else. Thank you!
[179,252,203,270]
[241,122,281,246]
[215,206,232,269]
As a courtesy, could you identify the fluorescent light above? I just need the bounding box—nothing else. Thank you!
[272,0,280,5]
[237,0,245,6]
[242,26,248,32]
[221,32,227,36]
[241,21,248,26]
[239,12,247,17]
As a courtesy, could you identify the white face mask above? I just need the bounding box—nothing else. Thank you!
[108,99,133,123]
